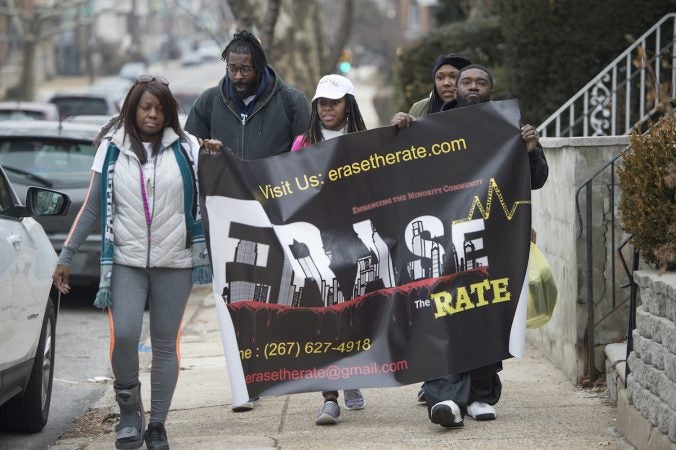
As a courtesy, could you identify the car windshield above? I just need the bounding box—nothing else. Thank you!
[0,138,95,187]
[0,110,46,120]
[51,97,109,116]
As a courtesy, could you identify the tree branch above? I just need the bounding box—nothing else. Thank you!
[260,0,280,51]
[322,0,354,74]
[226,0,257,31]
[171,0,223,46]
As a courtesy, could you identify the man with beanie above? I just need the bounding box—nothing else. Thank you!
[390,53,471,127]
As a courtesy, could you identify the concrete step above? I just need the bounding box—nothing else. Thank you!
[605,342,627,403]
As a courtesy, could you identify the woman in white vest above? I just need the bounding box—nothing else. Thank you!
[53,75,220,450]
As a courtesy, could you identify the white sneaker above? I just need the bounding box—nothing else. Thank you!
[430,400,463,428]
[467,401,496,421]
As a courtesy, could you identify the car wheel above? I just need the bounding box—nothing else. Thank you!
[0,298,56,432]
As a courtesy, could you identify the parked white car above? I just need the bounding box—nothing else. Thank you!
[118,61,148,81]
[0,164,70,432]
[196,41,222,61]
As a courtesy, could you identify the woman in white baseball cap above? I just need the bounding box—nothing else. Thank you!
[291,74,366,151]
[291,74,368,425]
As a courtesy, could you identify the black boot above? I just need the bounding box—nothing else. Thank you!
[144,422,170,449]
[114,382,145,449]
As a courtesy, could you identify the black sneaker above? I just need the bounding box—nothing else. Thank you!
[144,422,169,450]
[417,387,426,403]
[430,400,464,428]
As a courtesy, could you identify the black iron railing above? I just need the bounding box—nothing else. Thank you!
[574,146,638,383]
[618,238,640,377]
[538,13,675,137]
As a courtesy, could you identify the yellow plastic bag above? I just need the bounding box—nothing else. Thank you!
[527,242,558,329]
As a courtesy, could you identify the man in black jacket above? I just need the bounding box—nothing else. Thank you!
[424,64,549,428]
[185,30,311,160]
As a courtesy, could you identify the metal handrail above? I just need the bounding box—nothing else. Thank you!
[618,238,639,377]
[574,144,634,383]
[538,13,675,137]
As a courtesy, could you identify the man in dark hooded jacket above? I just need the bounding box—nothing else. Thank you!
[186,31,310,413]
[186,30,310,160]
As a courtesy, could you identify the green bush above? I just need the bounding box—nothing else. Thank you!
[618,115,676,271]
[392,17,506,112]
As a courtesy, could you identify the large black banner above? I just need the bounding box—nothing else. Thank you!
[199,100,531,403]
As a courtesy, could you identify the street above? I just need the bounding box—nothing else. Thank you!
[35,60,224,106]
[0,288,115,450]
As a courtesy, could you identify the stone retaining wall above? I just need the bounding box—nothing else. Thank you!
[624,270,676,444]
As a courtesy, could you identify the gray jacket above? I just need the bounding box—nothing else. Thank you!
[185,66,311,160]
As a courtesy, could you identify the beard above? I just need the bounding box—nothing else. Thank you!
[233,83,256,98]
[456,91,492,107]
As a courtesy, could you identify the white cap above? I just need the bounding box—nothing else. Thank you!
[312,74,355,102]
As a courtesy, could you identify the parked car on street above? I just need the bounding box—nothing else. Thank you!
[173,89,202,115]
[89,77,133,109]
[118,61,148,81]
[48,92,119,118]
[196,41,222,62]
[180,51,202,67]
[0,165,70,432]
[65,114,115,129]
[0,102,60,121]
[0,120,101,287]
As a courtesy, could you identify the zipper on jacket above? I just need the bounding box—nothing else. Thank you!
[237,105,267,158]
[139,158,154,268]
[241,124,245,158]
[225,87,274,159]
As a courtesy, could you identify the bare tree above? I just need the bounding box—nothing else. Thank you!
[171,0,231,47]
[222,0,354,97]
[316,0,354,74]
[0,0,92,100]
[225,0,258,31]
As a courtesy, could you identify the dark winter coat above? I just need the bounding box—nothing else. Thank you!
[185,66,311,160]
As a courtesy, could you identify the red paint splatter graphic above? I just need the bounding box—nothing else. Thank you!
[227,267,489,342]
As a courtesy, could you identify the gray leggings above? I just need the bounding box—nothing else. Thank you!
[109,264,192,423]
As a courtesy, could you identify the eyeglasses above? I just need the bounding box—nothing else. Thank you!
[226,65,254,76]
[137,74,170,85]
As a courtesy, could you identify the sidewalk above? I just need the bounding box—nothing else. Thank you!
[51,287,631,450]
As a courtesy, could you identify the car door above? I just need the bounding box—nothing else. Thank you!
[0,169,21,370]
[0,168,51,373]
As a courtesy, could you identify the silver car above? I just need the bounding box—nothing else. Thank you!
[0,121,101,287]
[0,164,70,432]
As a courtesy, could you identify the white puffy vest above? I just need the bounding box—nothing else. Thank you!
[110,129,193,269]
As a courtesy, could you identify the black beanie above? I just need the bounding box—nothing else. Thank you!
[431,53,471,79]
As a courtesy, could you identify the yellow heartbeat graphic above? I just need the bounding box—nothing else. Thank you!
[452,178,530,224]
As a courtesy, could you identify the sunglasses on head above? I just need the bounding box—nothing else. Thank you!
[136,75,169,85]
